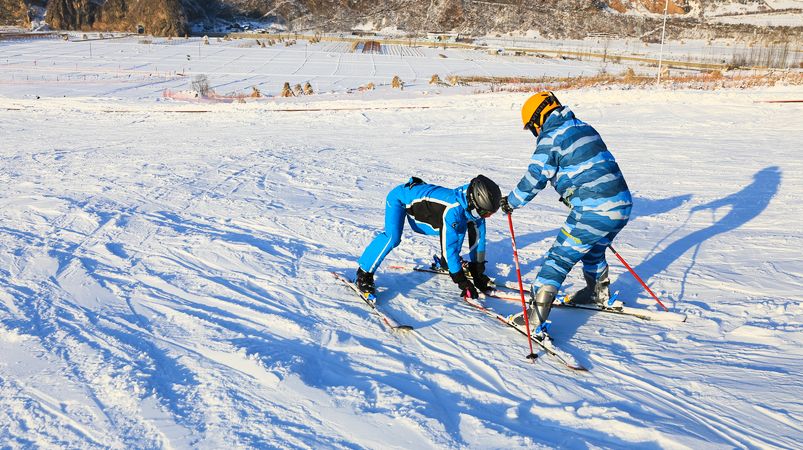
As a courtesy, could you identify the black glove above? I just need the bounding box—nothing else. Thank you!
[500,196,514,214]
[468,261,492,292]
[450,271,478,299]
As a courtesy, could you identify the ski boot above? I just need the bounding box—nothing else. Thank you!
[567,267,611,307]
[431,255,445,271]
[355,268,376,299]
[509,285,558,340]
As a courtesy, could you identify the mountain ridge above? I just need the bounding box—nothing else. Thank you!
[1,1,800,41]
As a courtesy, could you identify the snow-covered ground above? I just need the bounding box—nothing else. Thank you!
[2,34,800,104]
[1,36,803,449]
[710,12,803,27]
[695,0,803,26]
[703,0,803,15]
[0,35,617,100]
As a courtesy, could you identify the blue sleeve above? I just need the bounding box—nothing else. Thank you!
[508,139,557,209]
[443,209,466,274]
[468,220,486,263]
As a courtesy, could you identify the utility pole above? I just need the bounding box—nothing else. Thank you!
[656,0,669,85]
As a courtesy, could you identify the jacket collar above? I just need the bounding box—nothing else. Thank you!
[456,184,484,221]
[540,105,574,136]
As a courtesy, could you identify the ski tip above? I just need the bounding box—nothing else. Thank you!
[394,325,414,332]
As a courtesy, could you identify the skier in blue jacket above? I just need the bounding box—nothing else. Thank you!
[502,92,633,337]
[356,175,502,300]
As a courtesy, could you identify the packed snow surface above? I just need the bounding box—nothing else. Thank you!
[1,36,802,449]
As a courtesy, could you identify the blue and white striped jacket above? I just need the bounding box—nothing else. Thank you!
[508,106,632,214]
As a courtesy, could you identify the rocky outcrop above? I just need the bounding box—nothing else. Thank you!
[45,0,187,35]
[278,0,622,38]
[45,0,96,29]
[1,0,797,38]
[607,0,689,15]
[0,0,31,27]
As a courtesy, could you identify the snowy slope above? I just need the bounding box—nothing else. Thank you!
[1,37,803,449]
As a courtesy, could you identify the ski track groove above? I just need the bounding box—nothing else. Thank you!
[0,142,324,447]
[606,362,786,449]
[13,291,151,447]
[1,79,801,447]
[1,375,108,447]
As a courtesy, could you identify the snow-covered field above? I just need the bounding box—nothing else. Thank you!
[710,12,803,27]
[0,35,616,100]
[1,36,802,449]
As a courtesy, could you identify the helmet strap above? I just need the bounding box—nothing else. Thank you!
[525,92,557,132]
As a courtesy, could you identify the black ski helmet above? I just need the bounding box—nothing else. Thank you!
[468,175,502,217]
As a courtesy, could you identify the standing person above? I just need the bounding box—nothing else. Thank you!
[356,175,502,300]
[501,92,632,337]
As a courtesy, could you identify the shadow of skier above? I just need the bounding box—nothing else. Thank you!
[626,166,782,305]
[487,193,694,280]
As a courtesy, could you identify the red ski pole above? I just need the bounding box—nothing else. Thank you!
[558,197,669,312]
[508,213,537,360]
[608,245,669,312]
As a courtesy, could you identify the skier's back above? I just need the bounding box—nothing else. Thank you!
[356,175,502,300]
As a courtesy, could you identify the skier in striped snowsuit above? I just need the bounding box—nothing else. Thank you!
[501,92,633,336]
[356,175,501,300]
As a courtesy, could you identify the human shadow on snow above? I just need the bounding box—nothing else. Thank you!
[358,193,692,317]
[484,166,779,313]
[445,193,696,358]
[490,193,694,279]
[625,166,781,305]
[363,193,696,360]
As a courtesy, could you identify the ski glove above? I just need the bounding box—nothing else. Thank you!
[467,261,492,292]
[450,271,478,299]
[500,196,514,214]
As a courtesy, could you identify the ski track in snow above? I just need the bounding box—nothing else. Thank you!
[1,38,803,449]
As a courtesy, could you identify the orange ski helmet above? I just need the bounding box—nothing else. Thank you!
[521,91,561,136]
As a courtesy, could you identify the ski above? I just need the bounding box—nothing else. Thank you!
[387,262,469,277]
[486,285,687,323]
[331,272,414,332]
[460,295,587,371]
[388,263,686,323]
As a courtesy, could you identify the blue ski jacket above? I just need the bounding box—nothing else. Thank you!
[400,182,487,274]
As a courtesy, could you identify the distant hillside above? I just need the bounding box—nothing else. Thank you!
[0,0,34,27]
[1,0,801,40]
[45,0,188,36]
